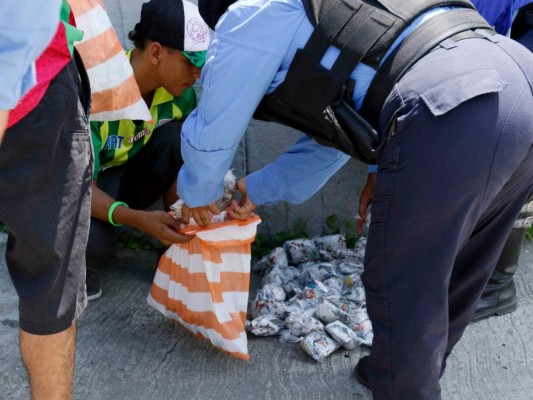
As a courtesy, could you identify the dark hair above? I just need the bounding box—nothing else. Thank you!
[128,24,147,49]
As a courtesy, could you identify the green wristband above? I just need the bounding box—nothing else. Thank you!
[108,201,128,227]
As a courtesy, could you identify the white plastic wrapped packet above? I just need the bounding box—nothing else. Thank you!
[344,273,364,288]
[303,280,329,301]
[330,298,362,315]
[315,299,351,325]
[252,284,287,318]
[323,277,344,296]
[356,331,374,347]
[170,170,236,219]
[279,329,303,343]
[353,236,368,254]
[341,286,366,304]
[348,309,373,346]
[317,262,337,280]
[282,280,305,296]
[283,239,319,264]
[325,321,358,350]
[268,302,303,320]
[300,265,323,286]
[284,313,307,337]
[252,247,289,274]
[314,234,348,259]
[286,297,318,313]
[247,314,285,337]
[336,259,364,275]
[300,331,340,362]
[215,170,238,211]
[262,265,300,287]
[300,317,325,335]
[284,309,323,337]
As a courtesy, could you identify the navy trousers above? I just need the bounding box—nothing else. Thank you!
[363,33,533,399]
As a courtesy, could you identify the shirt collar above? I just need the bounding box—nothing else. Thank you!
[126,49,174,108]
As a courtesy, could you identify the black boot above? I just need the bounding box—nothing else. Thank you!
[354,356,370,389]
[471,227,525,322]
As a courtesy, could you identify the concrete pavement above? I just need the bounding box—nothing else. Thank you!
[1,233,533,399]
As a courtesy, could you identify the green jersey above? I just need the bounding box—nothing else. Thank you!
[91,50,197,179]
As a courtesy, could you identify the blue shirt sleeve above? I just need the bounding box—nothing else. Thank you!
[178,2,306,207]
[246,136,350,205]
[0,0,62,110]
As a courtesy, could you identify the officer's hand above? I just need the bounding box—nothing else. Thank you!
[181,202,221,227]
[227,178,256,221]
[357,173,376,236]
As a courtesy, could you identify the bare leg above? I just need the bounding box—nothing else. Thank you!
[20,323,77,400]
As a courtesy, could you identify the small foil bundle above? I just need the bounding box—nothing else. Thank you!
[315,299,351,325]
[347,309,373,346]
[247,314,285,337]
[252,284,286,318]
[336,260,364,276]
[285,312,324,337]
[325,321,358,350]
[283,239,319,264]
[314,234,358,259]
[262,265,300,287]
[300,331,340,362]
[341,286,366,304]
[216,170,238,211]
[322,276,344,296]
[170,170,237,219]
[252,247,289,274]
[303,280,329,301]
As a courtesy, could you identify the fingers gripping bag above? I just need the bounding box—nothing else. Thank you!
[147,211,261,361]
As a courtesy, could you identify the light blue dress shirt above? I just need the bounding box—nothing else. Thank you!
[178,0,451,207]
[0,0,62,110]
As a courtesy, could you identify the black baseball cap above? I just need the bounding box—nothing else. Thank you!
[135,0,210,52]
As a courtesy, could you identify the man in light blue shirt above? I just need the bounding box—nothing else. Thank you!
[178,1,533,398]
[178,0,451,218]
[0,0,61,143]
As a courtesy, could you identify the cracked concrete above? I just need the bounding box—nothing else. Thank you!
[1,232,533,399]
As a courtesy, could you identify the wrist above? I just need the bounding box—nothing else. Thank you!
[108,201,129,226]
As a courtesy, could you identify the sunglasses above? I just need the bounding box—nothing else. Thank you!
[181,50,207,68]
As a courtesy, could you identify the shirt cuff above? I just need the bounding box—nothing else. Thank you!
[368,164,378,173]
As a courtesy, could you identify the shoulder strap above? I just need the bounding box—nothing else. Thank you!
[302,0,395,83]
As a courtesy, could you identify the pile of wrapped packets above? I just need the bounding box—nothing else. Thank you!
[246,234,373,362]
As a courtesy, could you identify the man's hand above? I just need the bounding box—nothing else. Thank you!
[181,202,221,227]
[357,173,377,236]
[227,178,256,221]
[136,210,193,246]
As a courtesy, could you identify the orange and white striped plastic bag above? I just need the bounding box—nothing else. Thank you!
[147,214,261,360]
[68,0,151,121]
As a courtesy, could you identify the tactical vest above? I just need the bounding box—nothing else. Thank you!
[254,0,493,163]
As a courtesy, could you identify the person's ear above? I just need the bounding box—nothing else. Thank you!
[149,42,163,65]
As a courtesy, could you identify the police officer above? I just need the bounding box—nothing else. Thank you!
[178,1,533,399]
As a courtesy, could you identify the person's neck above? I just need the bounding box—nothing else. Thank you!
[130,47,158,107]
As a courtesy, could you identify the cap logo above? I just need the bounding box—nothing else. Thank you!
[187,17,209,44]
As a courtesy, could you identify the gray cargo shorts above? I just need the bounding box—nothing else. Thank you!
[0,55,92,335]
